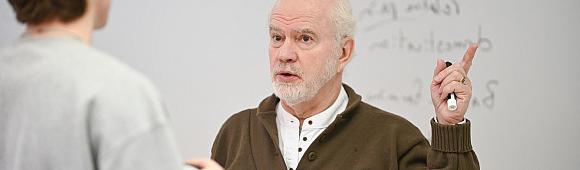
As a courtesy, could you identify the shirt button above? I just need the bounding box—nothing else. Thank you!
[298,148,302,152]
[303,137,307,141]
[308,120,313,125]
[308,151,317,161]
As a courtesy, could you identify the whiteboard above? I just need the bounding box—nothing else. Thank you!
[1,0,579,169]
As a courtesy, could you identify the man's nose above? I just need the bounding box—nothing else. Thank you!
[277,42,297,63]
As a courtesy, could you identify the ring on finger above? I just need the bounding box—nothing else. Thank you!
[460,76,468,85]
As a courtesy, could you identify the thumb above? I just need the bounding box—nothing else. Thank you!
[433,59,446,78]
[186,159,210,168]
[186,159,223,170]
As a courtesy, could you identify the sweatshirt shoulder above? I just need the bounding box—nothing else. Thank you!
[355,102,424,137]
[358,102,416,126]
[220,108,255,130]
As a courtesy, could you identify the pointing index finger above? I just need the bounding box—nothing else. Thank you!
[461,44,479,73]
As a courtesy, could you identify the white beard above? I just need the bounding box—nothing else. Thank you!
[272,53,339,105]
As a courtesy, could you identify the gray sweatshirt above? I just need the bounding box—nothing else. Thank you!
[0,36,182,170]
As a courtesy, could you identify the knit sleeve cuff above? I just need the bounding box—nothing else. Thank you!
[430,118,473,153]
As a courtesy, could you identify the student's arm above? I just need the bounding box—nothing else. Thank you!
[87,77,182,170]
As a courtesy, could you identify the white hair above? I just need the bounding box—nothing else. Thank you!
[330,0,356,42]
[269,0,356,42]
[270,0,355,105]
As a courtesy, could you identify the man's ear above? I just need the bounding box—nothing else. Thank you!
[338,36,354,73]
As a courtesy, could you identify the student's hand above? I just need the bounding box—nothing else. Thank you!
[186,159,224,170]
[430,45,478,125]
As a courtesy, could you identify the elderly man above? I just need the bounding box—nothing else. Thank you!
[211,0,479,169]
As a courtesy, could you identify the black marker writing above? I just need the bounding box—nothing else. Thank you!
[368,26,492,54]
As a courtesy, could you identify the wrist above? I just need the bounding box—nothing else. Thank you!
[435,116,465,125]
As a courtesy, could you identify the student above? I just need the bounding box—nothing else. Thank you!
[0,0,220,169]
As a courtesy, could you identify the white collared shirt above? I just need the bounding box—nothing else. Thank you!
[275,86,349,170]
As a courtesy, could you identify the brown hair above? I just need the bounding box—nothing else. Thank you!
[8,0,88,24]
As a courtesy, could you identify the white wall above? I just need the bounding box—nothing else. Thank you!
[1,0,579,169]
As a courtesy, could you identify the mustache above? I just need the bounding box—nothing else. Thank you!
[272,63,303,77]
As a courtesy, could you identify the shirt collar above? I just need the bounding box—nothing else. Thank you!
[276,86,349,129]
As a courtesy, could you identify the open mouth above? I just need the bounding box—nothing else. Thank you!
[275,71,301,82]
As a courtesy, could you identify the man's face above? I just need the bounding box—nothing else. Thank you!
[269,0,340,105]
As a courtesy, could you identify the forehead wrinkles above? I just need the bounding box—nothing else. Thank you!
[270,13,316,26]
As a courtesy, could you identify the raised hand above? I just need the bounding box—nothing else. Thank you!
[430,45,478,125]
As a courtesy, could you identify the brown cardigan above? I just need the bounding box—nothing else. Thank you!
[211,85,479,170]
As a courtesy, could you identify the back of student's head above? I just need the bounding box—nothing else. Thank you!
[8,0,88,25]
[8,0,110,29]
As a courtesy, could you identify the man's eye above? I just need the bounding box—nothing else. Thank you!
[273,35,282,41]
[301,35,312,42]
